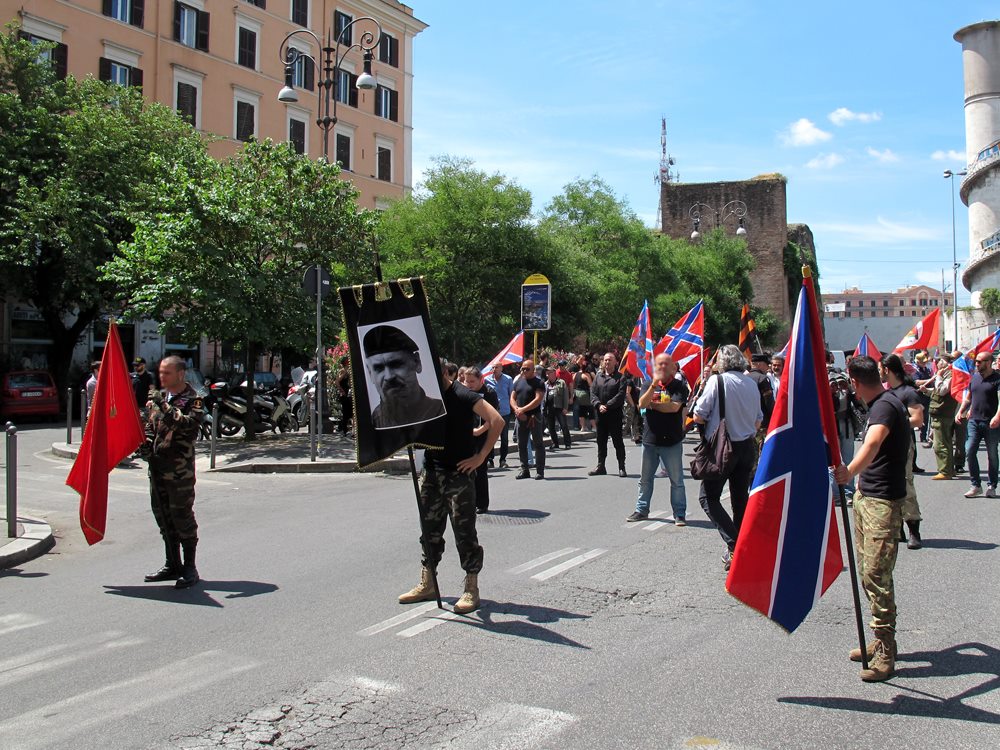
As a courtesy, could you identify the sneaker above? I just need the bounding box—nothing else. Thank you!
[965,486,983,498]
[626,511,649,522]
[487,459,495,468]
[588,467,607,476]
[516,470,530,480]
[987,486,998,498]
[618,469,628,478]
[722,550,732,571]
[499,461,509,469]
[674,517,687,527]
[534,472,545,480]
[931,473,952,480]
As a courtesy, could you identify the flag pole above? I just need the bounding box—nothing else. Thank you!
[837,483,870,670]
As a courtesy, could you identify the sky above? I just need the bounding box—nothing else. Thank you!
[406,0,998,307]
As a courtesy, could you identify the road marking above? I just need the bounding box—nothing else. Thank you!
[507,548,579,574]
[531,549,607,581]
[359,601,439,636]
[0,613,47,637]
[448,702,576,750]
[623,509,670,530]
[0,633,144,689]
[396,609,465,638]
[0,650,257,750]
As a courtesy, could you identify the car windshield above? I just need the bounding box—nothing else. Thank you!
[186,369,206,389]
[8,373,52,388]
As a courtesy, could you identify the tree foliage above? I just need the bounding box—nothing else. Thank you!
[980,287,1000,321]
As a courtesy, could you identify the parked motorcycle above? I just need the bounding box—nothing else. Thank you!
[208,382,298,436]
[286,369,317,428]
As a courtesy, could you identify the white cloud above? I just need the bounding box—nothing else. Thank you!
[781,118,832,147]
[913,270,944,285]
[812,217,946,247]
[866,147,899,163]
[931,149,965,162]
[829,108,882,126]
[805,153,844,169]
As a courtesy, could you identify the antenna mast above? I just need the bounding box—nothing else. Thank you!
[654,116,676,228]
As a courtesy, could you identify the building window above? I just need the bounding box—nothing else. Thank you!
[831,312,839,319]
[335,69,358,106]
[291,0,308,27]
[899,299,904,306]
[334,10,352,44]
[289,118,306,155]
[237,26,257,69]
[912,310,919,316]
[235,100,256,141]
[870,300,876,307]
[376,144,392,182]
[379,32,399,67]
[103,0,145,27]
[844,311,851,318]
[335,133,351,170]
[243,0,265,7]
[176,81,198,125]
[99,57,143,87]
[291,52,315,90]
[19,32,68,79]
[845,301,851,308]
[175,2,209,52]
[882,299,888,306]
[375,85,398,121]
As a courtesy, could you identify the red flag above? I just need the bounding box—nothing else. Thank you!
[484,331,525,370]
[853,332,882,362]
[892,308,940,354]
[654,300,705,386]
[620,300,653,379]
[66,322,145,545]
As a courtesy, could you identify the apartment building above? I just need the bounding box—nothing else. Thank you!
[823,285,952,320]
[7,0,427,209]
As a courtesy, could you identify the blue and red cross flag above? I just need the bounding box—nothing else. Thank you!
[853,331,882,362]
[951,328,1000,402]
[654,299,705,386]
[484,330,525,370]
[726,269,844,633]
[621,300,654,380]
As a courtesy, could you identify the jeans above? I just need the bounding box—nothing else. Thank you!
[517,413,545,474]
[966,418,1000,488]
[635,442,686,517]
[698,438,757,550]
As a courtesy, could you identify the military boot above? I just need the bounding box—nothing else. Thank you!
[906,520,922,550]
[144,539,182,582]
[850,636,897,662]
[398,566,438,604]
[453,573,480,615]
[175,540,200,589]
[860,630,896,682]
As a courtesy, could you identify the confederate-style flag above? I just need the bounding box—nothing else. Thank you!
[726,270,843,632]
[854,332,882,362]
[484,330,525,370]
[972,328,1000,358]
[66,322,145,545]
[892,308,940,354]
[654,300,705,386]
[621,300,653,380]
[952,328,1000,402]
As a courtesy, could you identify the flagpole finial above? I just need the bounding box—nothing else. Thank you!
[802,265,812,279]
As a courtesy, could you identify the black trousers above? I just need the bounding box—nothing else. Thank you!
[596,409,626,469]
[698,437,757,551]
[546,408,572,448]
[490,412,512,463]
[517,414,545,473]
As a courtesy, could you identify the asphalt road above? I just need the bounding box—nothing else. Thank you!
[2,425,1000,749]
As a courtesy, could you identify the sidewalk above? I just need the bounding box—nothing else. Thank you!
[0,515,55,570]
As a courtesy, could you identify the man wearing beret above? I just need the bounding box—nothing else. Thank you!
[363,325,446,429]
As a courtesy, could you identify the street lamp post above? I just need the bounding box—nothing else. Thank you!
[944,168,967,350]
[277,17,383,159]
[689,200,748,241]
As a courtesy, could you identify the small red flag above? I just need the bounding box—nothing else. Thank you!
[66,322,145,545]
[891,308,940,354]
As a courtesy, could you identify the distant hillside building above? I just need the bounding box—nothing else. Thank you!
[821,284,953,353]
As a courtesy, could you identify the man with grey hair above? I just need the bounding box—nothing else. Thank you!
[693,344,762,571]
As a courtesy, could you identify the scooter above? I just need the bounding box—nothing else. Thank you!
[286,370,317,428]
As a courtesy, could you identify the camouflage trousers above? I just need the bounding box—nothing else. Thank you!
[149,472,198,543]
[853,492,901,632]
[931,411,956,476]
[902,439,921,522]
[418,467,483,574]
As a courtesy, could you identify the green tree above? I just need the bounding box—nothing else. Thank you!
[0,27,207,387]
[980,287,1000,321]
[378,156,542,362]
[104,138,373,427]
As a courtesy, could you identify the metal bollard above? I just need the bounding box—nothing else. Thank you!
[307,391,317,462]
[210,403,219,469]
[6,423,17,538]
[80,387,88,436]
[66,387,73,444]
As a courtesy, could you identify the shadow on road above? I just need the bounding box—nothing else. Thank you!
[449,600,591,649]
[779,642,1000,724]
[0,567,48,579]
[103,579,279,608]
[920,538,999,551]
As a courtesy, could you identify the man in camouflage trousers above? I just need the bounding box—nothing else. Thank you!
[399,360,503,614]
[141,356,205,589]
[835,356,910,682]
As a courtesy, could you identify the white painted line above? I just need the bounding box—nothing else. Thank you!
[507,547,579,574]
[623,510,669,530]
[531,549,607,581]
[0,633,144,689]
[0,613,47,637]
[447,702,576,750]
[642,516,675,531]
[359,601,439,636]
[396,609,465,638]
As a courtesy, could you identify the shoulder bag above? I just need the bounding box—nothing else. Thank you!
[690,373,734,481]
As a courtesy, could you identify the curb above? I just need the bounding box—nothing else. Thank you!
[209,458,411,474]
[0,516,55,570]
[51,442,75,460]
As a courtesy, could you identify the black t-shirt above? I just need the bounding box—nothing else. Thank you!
[132,370,155,406]
[891,383,920,411]
[424,381,482,471]
[969,371,1000,421]
[641,377,689,446]
[858,391,910,501]
[513,375,544,415]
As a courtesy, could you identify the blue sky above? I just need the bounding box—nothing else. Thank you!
[408,1,997,306]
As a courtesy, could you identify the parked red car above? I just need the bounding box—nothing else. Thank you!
[1,370,60,420]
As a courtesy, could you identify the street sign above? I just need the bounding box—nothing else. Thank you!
[521,273,551,331]
[302,266,332,299]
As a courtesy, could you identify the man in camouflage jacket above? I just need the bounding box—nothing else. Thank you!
[140,355,204,589]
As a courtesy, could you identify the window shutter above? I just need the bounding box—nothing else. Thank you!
[349,73,358,107]
[196,9,210,51]
[335,11,352,45]
[173,2,181,41]
[131,66,143,88]
[99,57,112,81]
[390,89,398,122]
[292,0,307,26]
[102,0,113,17]
[374,85,382,117]
[131,0,145,27]
[304,62,314,91]
[53,43,68,80]
[391,36,399,67]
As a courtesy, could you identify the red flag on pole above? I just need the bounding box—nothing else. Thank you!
[484,331,525,370]
[66,322,145,545]
[891,308,940,354]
